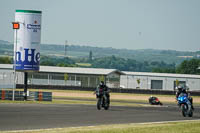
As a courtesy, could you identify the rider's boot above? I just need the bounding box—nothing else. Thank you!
[102,99,105,107]
[191,105,194,110]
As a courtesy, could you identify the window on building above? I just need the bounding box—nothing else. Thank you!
[151,80,163,89]
[51,74,64,80]
[174,81,186,90]
[32,73,48,79]
[106,73,120,88]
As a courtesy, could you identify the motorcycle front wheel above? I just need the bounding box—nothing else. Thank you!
[188,105,193,117]
[181,104,187,117]
[97,98,101,110]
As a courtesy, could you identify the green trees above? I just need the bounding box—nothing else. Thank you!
[0,57,12,64]
[151,59,200,74]
[152,68,176,73]
[89,50,93,62]
[1,54,199,75]
[176,59,200,74]
[91,55,175,72]
[40,56,76,67]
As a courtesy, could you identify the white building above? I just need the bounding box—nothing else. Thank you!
[0,64,124,89]
[0,64,200,91]
[120,72,200,91]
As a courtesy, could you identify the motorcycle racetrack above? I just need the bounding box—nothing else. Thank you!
[0,103,200,131]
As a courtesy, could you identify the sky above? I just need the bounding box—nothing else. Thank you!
[0,0,200,51]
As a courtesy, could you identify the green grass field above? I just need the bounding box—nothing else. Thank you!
[76,63,92,67]
[1,120,200,133]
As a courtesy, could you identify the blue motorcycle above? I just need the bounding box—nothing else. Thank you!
[177,93,193,117]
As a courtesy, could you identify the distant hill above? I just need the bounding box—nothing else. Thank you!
[0,40,199,65]
[0,40,13,56]
[0,40,11,44]
[39,43,200,65]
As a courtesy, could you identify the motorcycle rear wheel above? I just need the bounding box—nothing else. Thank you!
[188,111,193,117]
[104,103,109,110]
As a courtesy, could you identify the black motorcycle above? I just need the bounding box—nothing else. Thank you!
[148,96,163,105]
[95,90,110,110]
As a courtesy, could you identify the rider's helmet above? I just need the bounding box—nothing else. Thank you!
[182,86,187,93]
[100,81,104,86]
[177,85,183,92]
[178,84,188,93]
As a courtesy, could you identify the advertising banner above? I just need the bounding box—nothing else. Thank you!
[14,10,42,71]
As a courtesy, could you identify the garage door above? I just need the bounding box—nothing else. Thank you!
[151,80,163,89]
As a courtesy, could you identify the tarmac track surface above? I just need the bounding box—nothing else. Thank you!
[0,103,200,131]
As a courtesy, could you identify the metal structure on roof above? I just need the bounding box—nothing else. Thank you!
[0,64,124,76]
[0,64,13,69]
[0,64,199,78]
[39,66,125,75]
[123,71,200,79]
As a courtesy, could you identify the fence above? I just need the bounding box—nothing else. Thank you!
[0,90,52,101]
[0,90,24,100]
[17,84,200,96]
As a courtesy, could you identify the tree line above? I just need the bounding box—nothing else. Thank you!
[0,56,199,74]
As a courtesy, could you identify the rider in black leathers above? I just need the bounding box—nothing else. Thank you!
[96,81,110,104]
[176,85,194,110]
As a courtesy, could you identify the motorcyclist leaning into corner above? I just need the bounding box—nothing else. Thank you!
[96,81,110,104]
[176,85,194,110]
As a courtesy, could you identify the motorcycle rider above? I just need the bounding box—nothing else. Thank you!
[96,81,110,104]
[149,96,162,105]
[176,85,194,110]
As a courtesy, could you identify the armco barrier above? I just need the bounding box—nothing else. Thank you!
[13,91,24,101]
[27,91,35,101]
[0,90,24,100]
[34,91,52,101]
[0,90,52,101]
[16,84,200,96]
[1,90,5,100]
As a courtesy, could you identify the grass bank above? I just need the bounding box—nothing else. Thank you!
[2,120,200,133]
[0,99,148,107]
[2,89,200,105]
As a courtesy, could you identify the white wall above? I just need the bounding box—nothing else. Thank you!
[120,75,200,91]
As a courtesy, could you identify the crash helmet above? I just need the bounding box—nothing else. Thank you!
[100,81,104,86]
[177,85,183,91]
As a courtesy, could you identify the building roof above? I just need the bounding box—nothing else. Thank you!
[0,64,13,69]
[123,71,200,79]
[39,66,125,75]
[0,64,124,76]
[1,64,199,78]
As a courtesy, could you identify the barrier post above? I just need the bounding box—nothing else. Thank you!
[2,90,5,100]
[38,91,43,101]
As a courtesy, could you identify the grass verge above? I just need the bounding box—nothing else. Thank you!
[2,89,200,105]
[0,99,147,107]
[2,120,200,133]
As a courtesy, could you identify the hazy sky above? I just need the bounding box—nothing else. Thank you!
[0,0,199,51]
